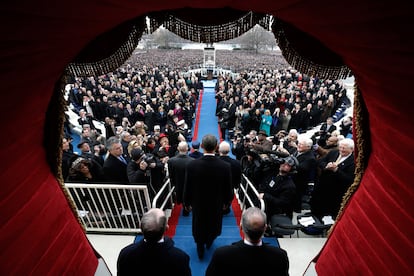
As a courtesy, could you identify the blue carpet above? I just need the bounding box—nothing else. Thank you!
[197,82,220,141]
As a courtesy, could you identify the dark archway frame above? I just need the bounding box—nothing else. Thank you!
[6,2,412,274]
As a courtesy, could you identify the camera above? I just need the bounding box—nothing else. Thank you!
[143,153,156,164]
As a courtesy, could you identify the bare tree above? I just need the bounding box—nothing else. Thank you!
[238,25,276,53]
[151,27,189,49]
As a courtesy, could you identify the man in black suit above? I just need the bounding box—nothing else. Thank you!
[103,137,128,183]
[292,136,317,212]
[206,207,289,276]
[117,208,191,276]
[219,141,241,190]
[311,138,355,219]
[218,141,241,214]
[168,141,193,216]
[183,134,233,259]
[316,116,337,147]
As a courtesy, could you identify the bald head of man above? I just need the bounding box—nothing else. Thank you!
[140,208,168,243]
[177,141,189,154]
[241,207,267,244]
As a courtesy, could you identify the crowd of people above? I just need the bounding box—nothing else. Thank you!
[61,48,356,274]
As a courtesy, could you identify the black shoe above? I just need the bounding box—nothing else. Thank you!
[197,243,204,259]
[182,209,190,217]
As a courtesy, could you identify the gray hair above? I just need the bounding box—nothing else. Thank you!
[339,138,354,151]
[177,141,189,153]
[106,136,120,150]
[219,141,230,155]
[241,207,267,243]
[140,208,167,243]
[298,135,313,149]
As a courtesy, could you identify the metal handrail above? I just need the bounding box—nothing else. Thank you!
[239,174,265,212]
[152,178,175,210]
[64,183,152,233]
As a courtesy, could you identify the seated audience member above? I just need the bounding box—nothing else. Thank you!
[117,208,191,276]
[206,207,289,276]
[310,138,355,220]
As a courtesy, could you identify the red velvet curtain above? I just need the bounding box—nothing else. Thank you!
[0,0,413,275]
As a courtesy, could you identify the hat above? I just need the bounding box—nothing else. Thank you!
[192,141,200,149]
[154,125,161,130]
[282,156,299,169]
[159,133,168,139]
[258,130,268,137]
[131,148,144,161]
[77,141,89,149]
[71,157,87,169]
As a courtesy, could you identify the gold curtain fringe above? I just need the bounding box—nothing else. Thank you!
[326,80,370,236]
[149,12,272,43]
[272,19,352,80]
[44,76,85,229]
[65,23,145,77]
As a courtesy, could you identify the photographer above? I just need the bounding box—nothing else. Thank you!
[127,148,154,185]
[258,156,298,223]
[232,132,248,160]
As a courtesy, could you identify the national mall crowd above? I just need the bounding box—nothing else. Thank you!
[62,49,355,227]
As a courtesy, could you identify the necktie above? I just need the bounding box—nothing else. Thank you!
[119,156,127,164]
[335,154,342,165]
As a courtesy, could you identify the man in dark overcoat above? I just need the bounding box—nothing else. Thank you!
[183,134,233,259]
[168,141,193,215]
[117,208,191,276]
[310,138,355,220]
[206,207,289,276]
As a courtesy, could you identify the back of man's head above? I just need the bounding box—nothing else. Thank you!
[201,134,217,153]
[219,141,230,156]
[241,207,267,244]
[177,141,189,154]
[140,208,167,243]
